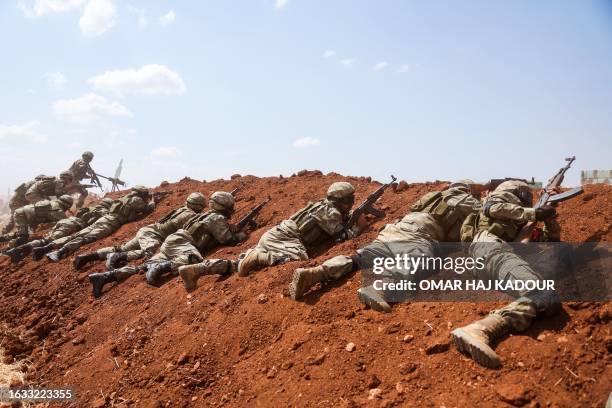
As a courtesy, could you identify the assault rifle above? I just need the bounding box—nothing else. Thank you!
[515,156,583,242]
[85,163,104,192]
[230,186,241,196]
[86,162,127,193]
[235,196,271,231]
[346,175,397,229]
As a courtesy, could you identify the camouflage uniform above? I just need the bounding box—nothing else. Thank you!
[0,196,74,246]
[74,193,206,270]
[3,175,48,234]
[46,187,154,261]
[4,198,114,263]
[288,182,482,309]
[67,151,95,208]
[451,180,561,368]
[25,176,69,204]
[88,192,244,298]
[237,182,359,277]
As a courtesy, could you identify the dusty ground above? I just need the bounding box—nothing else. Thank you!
[0,173,610,407]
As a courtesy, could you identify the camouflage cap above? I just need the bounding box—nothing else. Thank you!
[327,182,355,200]
[449,179,475,190]
[132,185,149,195]
[209,191,235,212]
[186,192,206,211]
[82,151,94,161]
[59,170,74,181]
[58,195,74,208]
[100,197,114,208]
[496,180,530,192]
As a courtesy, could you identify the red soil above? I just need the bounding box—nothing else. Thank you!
[0,174,610,407]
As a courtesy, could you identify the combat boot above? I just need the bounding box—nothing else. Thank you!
[451,314,510,369]
[0,235,8,243]
[289,266,326,300]
[106,252,128,270]
[6,246,30,264]
[88,271,117,298]
[179,264,204,292]
[74,252,101,270]
[237,249,271,277]
[145,261,172,286]
[32,243,54,261]
[13,234,29,247]
[46,246,70,262]
[357,285,392,313]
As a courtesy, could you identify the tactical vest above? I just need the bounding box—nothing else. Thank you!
[34,177,60,196]
[290,200,340,247]
[77,205,109,225]
[183,211,222,251]
[69,160,88,180]
[109,193,143,221]
[476,202,523,241]
[409,190,466,234]
[156,206,194,237]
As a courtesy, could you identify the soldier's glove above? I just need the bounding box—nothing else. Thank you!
[535,205,557,221]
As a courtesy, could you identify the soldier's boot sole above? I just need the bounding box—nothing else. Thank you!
[89,272,113,298]
[237,250,269,277]
[451,328,501,369]
[179,266,201,292]
[46,251,61,262]
[357,287,391,313]
[288,268,323,300]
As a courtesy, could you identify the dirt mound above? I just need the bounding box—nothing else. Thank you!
[0,176,610,407]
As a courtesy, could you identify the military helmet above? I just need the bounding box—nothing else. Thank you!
[449,179,474,190]
[59,170,74,181]
[496,180,533,206]
[327,182,356,204]
[186,192,206,211]
[209,191,235,212]
[132,185,149,195]
[100,197,114,208]
[58,195,74,209]
[82,151,94,161]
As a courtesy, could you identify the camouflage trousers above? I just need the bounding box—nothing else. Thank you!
[27,217,85,248]
[112,229,204,281]
[57,214,121,254]
[240,220,309,266]
[469,230,560,331]
[315,212,441,283]
[95,224,165,261]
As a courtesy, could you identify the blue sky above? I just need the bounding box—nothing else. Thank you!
[1,0,611,195]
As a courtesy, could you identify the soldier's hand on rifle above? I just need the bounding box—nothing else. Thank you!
[535,205,557,221]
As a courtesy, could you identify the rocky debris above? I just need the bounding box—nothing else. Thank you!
[305,353,326,366]
[368,388,382,400]
[266,366,278,379]
[403,334,414,343]
[367,374,381,389]
[399,362,417,375]
[176,352,189,365]
[385,322,401,334]
[604,336,612,353]
[71,336,85,345]
[257,293,268,304]
[495,384,534,407]
[345,342,356,352]
[231,174,241,180]
[395,180,410,192]
[424,337,450,355]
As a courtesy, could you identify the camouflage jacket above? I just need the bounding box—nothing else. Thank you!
[184,210,242,252]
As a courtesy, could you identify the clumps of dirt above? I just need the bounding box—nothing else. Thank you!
[0,175,610,407]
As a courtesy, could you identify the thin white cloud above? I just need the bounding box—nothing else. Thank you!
[340,58,357,68]
[53,93,133,120]
[159,9,176,26]
[397,64,413,73]
[323,50,336,58]
[127,128,137,136]
[293,137,321,148]
[19,0,85,18]
[275,0,288,9]
[127,5,148,30]
[88,64,187,96]
[44,72,68,89]
[149,146,182,159]
[0,120,47,143]
[373,61,388,71]
[79,0,116,37]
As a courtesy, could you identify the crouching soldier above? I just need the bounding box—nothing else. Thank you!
[88,192,246,297]
[44,186,155,262]
[5,198,114,263]
[236,182,362,277]
[289,180,482,311]
[72,192,207,270]
[0,195,74,247]
[451,180,561,368]
[3,174,55,235]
